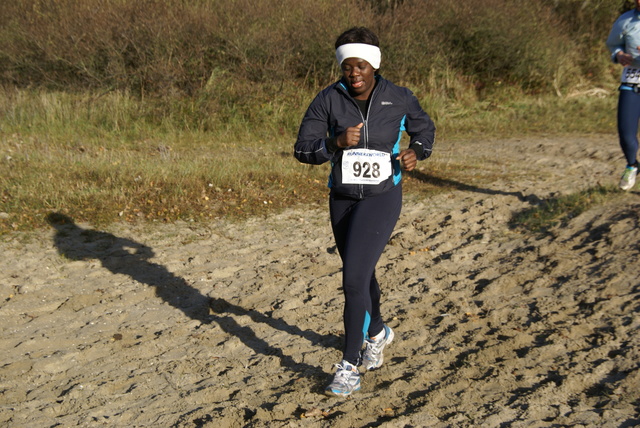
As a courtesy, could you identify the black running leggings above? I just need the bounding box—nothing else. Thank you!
[329,184,402,365]
[618,88,640,166]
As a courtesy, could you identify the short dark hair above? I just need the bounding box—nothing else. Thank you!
[335,27,380,49]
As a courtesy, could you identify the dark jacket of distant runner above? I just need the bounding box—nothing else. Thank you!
[294,75,436,199]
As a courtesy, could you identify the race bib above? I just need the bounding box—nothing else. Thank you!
[341,148,392,185]
[621,66,640,84]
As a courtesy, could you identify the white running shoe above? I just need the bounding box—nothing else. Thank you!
[325,361,361,397]
[362,325,394,370]
[619,165,638,191]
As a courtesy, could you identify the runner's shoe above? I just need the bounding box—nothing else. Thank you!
[619,165,638,191]
[324,361,361,397]
[362,325,395,370]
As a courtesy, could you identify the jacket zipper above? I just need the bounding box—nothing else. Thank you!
[358,109,367,199]
[355,85,378,199]
[339,80,380,199]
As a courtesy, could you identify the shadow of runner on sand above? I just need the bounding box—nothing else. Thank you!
[407,170,536,202]
[46,212,332,377]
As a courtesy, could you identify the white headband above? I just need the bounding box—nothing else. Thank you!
[335,43,381,69]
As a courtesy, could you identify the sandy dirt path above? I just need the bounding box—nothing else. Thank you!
[1,135,639,427]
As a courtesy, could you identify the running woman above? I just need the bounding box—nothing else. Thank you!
[606,0,640,190]
[294,27,436,397]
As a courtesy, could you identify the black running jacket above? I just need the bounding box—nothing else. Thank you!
[294,76,436,199]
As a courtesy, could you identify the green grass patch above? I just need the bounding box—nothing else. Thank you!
[510,185,623,234]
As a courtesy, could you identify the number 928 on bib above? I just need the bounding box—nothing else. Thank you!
[341,148,393,185]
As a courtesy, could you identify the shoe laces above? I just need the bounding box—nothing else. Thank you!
[365,338,383,357]
[623,167,637,179]
[335,363,357,379]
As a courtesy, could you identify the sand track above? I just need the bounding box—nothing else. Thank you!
[1,135,639,427]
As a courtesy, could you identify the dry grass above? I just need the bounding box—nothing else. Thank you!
[0,0,628,233]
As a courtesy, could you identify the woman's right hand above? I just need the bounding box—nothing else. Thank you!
[337,123,363,148]
[617,50,636,66]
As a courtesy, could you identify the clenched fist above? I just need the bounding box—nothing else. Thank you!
[337,123,363,148]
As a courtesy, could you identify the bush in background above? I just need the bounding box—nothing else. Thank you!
[0,0,625,98]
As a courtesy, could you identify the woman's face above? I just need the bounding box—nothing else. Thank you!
[341,57,376,100]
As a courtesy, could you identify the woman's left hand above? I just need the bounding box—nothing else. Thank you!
[397,149,417,171]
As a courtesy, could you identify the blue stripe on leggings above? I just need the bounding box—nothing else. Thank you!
[362,311,371,341]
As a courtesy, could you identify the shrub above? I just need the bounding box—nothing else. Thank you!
[0,0,625,98]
